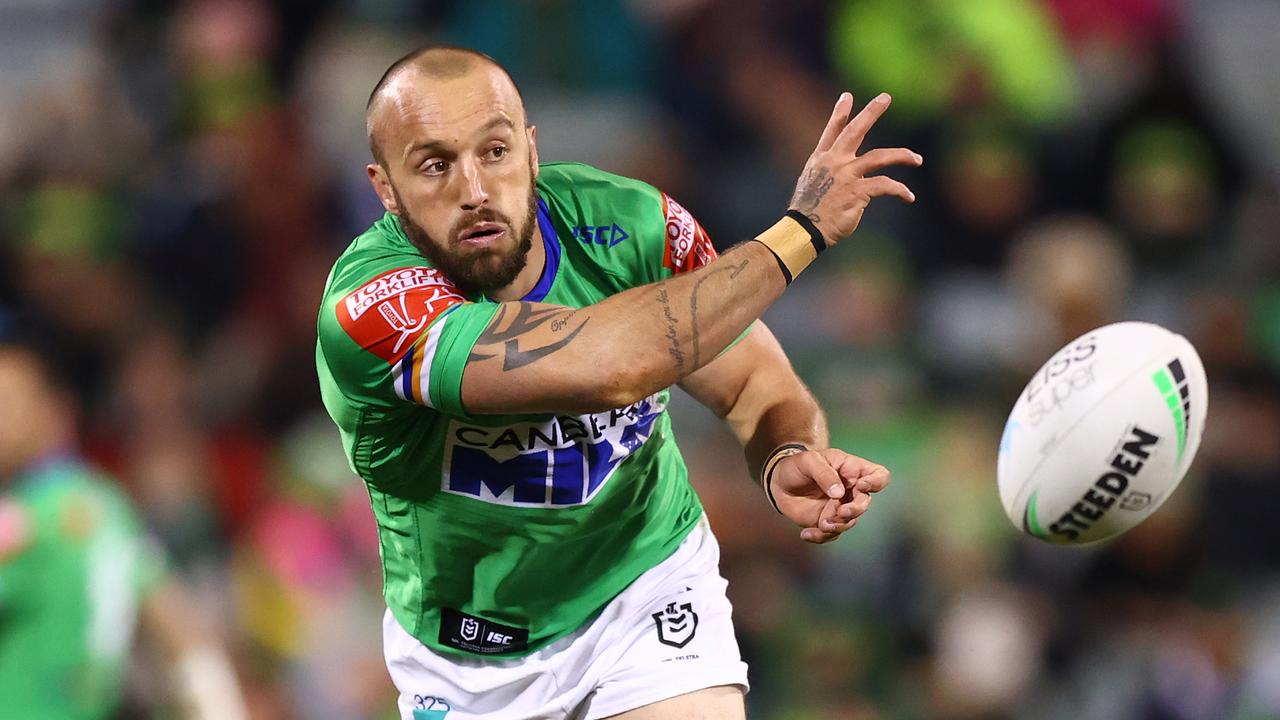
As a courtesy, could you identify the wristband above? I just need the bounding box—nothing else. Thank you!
[753,212,827,284]
[761,443,808,513]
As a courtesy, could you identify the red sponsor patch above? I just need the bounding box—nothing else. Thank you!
[336,267,465,363]
[661,193,717,274]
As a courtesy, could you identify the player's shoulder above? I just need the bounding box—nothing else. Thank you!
[539,162,716,279]
[1,460,135,561]
[327,213,431,293]
[537,162,661,208]
[320,213,459,336]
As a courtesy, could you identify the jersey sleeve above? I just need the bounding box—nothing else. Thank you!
[651,190,718,279]
[318,258,501,415]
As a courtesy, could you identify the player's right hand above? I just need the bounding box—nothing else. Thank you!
[788,92,921,246]
[771,448,891,545]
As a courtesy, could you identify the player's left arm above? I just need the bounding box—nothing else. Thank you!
[679,322,890,544]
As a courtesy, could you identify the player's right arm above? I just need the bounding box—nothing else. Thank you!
[459,92,921,415]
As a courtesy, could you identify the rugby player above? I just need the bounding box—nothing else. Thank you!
[0,338,248,719]
[316,45,921,719]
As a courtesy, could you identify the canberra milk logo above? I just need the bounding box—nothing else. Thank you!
[442,394,665,507]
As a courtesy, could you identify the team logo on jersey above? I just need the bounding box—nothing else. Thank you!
[442,394,665,507]
[336,267,465,363]
[661,193,716,274]
[653,601,699,648]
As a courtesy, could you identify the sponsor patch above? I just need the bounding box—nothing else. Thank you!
[442,394,664,507]
[336,267,465,363]
[661,193,716,274]
[439,608,529,655]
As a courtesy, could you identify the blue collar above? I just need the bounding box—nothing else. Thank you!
[522,196,561,302]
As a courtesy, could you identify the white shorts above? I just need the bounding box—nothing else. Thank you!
[383,516,749,720]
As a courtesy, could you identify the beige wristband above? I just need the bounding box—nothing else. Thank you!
[754,212,826,283]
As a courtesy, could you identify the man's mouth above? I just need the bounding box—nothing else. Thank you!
[458,222,506,246]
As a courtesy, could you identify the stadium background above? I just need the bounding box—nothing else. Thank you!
[2,0,1279,718]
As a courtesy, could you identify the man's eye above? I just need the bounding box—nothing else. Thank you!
[487,146,507,160]
[424,160,449,175]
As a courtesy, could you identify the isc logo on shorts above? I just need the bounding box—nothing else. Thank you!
[441,394,664,507]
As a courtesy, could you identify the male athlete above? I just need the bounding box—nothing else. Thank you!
[0,337,247,720]
[317,46,921,719]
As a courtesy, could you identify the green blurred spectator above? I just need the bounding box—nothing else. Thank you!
[829,0,1078,125]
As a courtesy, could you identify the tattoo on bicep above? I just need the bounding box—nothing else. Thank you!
[688,259,749,368]
[792,166,834,224]
[468,303,590,371]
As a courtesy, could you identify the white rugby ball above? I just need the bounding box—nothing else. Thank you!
[997,322,1207,545]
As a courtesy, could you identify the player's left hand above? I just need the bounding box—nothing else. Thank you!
[769,448,890,544]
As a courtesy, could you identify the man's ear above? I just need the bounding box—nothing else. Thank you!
[367,163,399,214]
[527,125,539,178]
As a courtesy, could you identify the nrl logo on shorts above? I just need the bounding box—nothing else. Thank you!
[653,602,698,649]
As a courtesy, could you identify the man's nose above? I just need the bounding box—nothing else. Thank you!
[457,161,489,210]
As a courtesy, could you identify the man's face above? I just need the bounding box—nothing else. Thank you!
[369,64,540,296]
[0,352,64,481]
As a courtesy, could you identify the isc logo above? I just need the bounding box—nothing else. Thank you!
[442,395,663,507]
[573,223,630,247]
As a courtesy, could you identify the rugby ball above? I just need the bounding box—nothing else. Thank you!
[997,322,1207,545]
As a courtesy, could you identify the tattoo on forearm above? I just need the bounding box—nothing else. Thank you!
[688,258,749,368]
[792,166,833,224]
[656,288,685,371]
[468,303,589,371]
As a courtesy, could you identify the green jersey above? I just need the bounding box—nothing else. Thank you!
[0,456,165,720]
[317,162,721,657]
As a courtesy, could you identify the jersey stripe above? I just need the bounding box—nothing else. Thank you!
[392,348,415,402]
[415,319,447,408]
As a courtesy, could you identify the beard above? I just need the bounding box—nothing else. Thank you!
[393,181,539,297]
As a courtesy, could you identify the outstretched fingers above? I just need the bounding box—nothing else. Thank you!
[834,93,892,154]
[815,92,855,153]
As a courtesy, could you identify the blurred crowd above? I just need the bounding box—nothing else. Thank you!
[1,0,1278,718]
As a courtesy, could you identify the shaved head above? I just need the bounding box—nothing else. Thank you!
[366,45,526,166]
[361,44,543,299]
